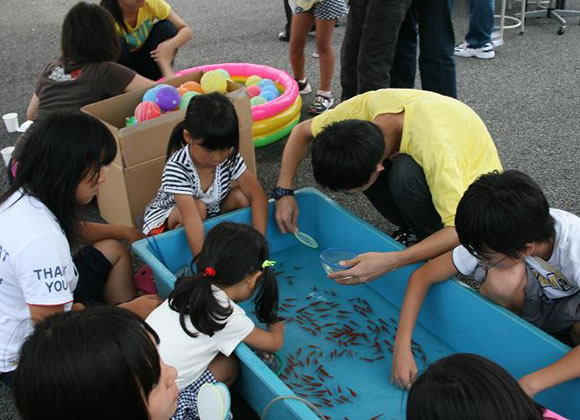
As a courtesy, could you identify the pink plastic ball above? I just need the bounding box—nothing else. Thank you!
[247,85,262,98]
[134,101,161,122]
[154,86,181,112]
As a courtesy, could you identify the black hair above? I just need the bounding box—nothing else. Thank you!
[14,306,161,420]
[100,0,129,32]
[61,2,120,72]
[168,222,279,337]
[0,111,117,246]
[407,353,544,420]
[455,170,555,259]
[311,119,385,191]
[166,93,239,160]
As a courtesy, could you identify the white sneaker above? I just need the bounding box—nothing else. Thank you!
[491,30,504,47]
[454,42,495,59]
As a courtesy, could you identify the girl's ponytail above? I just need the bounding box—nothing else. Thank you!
[166,121,187,160]
[253,266,280,324]
[168,272,233,337]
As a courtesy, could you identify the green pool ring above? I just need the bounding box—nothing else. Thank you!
[254,114,300,148]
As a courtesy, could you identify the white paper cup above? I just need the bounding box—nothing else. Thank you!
[2,113,19,133]
[1,146,15,167]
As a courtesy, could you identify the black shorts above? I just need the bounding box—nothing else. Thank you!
[73,245,113,305]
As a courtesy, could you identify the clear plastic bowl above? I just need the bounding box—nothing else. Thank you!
[320,248,357,274]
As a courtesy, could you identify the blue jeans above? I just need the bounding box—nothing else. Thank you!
[390,0,457,98]
[119,20,177,80]
[465,0,495,48]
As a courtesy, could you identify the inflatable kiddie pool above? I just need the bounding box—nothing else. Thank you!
[174,63,301,148]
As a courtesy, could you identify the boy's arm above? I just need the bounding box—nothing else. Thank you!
[391,251,458,389]
[519,346,580,397]
[330,226,458,284]
[236,171,268,236]
[174,194,204,257]
[26,93,39,121]
[274,120,314,234]
[78,222,144,244]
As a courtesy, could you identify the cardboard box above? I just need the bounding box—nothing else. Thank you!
[82,71,255,227]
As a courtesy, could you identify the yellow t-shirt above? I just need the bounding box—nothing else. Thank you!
[115,0,172,51]
[310,89,503,227]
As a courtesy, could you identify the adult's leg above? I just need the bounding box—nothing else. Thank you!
[289,12,316,81]
[356,0,412,94]
[133,20,178,80]
[390,3,419,89]
[340,0,367,100]
[387,154,443,240]
[416,0,457,97]
[464,0,494,48]
[363,159,408,229]
[315,18,337,92]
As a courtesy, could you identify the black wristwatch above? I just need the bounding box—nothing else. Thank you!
[271,186,294,200]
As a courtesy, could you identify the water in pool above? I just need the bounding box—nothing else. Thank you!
[241,245,455,420]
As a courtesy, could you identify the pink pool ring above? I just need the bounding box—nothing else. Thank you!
[174,63,299,122]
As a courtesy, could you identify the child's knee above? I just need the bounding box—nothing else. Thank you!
[480,263,527,311]
[208,354,239,387]
[93,239,130,265]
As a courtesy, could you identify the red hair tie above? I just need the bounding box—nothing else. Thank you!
[203,267,216,277]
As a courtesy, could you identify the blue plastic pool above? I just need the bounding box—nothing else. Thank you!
[133,187,580,419]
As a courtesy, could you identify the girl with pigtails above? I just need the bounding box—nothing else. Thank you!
[146,222,284,420]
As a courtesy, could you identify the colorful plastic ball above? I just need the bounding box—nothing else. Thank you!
[245,75,262,87]
[180,91,200,110]
[134,101,161,122]
[261,89,278,102]
[177,87,189,97]
[250,96,267,106]
[215,68,230,80]
[201,71,228,94]
[154,86,181,111]
[258,79,275,88]
[125,116,137,127]
[246,85,262,98]
[143,84,170,102]
[261,85,280,97]
[181,81,204,94]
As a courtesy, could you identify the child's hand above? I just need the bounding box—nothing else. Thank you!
[391,345,418,390]
[150,40,176,64]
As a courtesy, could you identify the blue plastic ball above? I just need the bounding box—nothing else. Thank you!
[258,79,275,88]
[143,84,170,103]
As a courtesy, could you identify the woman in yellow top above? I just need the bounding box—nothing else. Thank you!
[101,0,192,80]
[273,88,503,284]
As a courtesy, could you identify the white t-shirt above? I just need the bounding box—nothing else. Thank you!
[0,192,78,372]
[453,209,580,300]
[143,146,247,234]
[146,286,254,390]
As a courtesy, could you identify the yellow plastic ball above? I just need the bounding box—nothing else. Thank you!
[245,75,262,87]
[200,71,227,94]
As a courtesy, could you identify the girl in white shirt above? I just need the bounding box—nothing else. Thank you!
[0,112,158,386]
[147,222,284,420]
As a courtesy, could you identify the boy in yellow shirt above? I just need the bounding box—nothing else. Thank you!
[274,88,502,283]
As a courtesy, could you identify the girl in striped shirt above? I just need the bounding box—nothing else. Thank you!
[143,93,268,257]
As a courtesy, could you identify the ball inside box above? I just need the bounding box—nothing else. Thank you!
[320,248,357,274]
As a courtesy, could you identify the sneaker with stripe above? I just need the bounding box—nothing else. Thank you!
[454,42,495,59]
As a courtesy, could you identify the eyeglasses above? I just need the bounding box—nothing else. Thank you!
[471,251,510,271]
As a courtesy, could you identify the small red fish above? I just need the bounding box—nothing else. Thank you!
[347,386,357,397]
[370,414,384,420]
